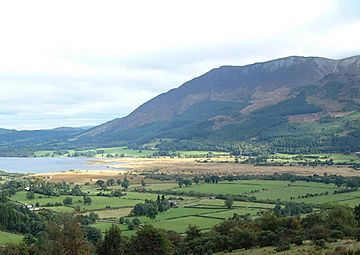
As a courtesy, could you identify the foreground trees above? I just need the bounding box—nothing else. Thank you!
[97,225,127,255]
[129,225,173,255]
[40,217,92,255]
[2,203,360,254]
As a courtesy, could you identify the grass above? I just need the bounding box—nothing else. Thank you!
[128,207,229,223]
[76,196,140,210]
[88,208,133,219]
[187,199,275,209]
[222,240,360,255]
[142,182,179,191]
[169,180,338,203]
[43,206,75,213]
[34,147,229,158]
[90,221,136,236]
[151,216,223,233]
[8,172,360,237]
[0,231,23,245]
[11,191,79,206]
[269,153,360,164]
[203,207,260,219]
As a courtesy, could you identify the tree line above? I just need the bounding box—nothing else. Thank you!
[3,204,360,254]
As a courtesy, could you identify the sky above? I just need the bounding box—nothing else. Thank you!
[0,0,359,130]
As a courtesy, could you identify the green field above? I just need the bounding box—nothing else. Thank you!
[11,191,80,206]
[6,171,360,238]
[0,231,23,245]
[269,153,360,164]
[169,180,338,202]
[152,216,223,233]
[34,147,155,158]
[33,146,229,158]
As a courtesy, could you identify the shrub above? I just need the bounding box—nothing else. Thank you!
[258,230,277,247]
[293,235,304,246]
[309,225,330,241]
[275,240,290,252]
[314,239,327,249]
[330,230,345,239]
[230,228,257,250]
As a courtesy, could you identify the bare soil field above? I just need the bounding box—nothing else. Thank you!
[31,170,127,183]
[31,157,360,183]
[107,157,360,176]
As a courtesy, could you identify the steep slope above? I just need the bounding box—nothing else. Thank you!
[76,55,360,152]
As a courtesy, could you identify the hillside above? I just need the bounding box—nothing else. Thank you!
[0,127,87,156]
[74,55,360,153]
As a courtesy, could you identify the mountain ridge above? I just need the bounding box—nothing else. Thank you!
[76,55,360,150]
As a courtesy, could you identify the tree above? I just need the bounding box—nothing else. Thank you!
[39,217,92,255]
[224,196,234,209]
[133,203,148,216]
[185,225,201,242]
[88,212,99,223]
[130,225,173,255]
[96,180,105,188]
[141,179,146,189]
[177,178,184,188]
[146,204,158,220]
[83,195,92,206]
[326,205,356,232]
[193,176,200,185]
[183,179,192,187]
[354,203,360,226]
[131,218,141,229]
[121,178,130,190]
[258,230,277,247]
[309,225,330,241]
[97,225,127,255]
[112,190,124,197]
[83,226,102,245]
[230,228,257,250]
[26,191,35,200]
[63,197,73,206]
[107,179,115,186]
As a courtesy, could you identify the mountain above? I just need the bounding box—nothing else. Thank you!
[0,127,88,156]
[0,128,16,135]
[75,55,360,153]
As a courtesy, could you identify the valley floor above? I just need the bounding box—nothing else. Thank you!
[31,157,360,184]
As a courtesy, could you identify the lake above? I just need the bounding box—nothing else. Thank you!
[0,157,119,173]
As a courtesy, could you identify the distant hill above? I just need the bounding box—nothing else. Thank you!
[0,128,16,135]
[0,127,87,156]
[75,55,360,153]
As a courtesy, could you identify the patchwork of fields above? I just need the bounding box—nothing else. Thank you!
[8,178,360,239]
[2,151,360,248]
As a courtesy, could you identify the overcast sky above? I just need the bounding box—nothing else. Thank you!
[0,0,359,130]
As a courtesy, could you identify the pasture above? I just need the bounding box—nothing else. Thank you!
[168,180,339,203]
[0,231,23,245]
[4,167,360,241]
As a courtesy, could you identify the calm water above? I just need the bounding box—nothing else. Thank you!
[0,157,118,173]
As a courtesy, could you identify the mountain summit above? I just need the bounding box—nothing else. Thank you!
[76,55,360,152]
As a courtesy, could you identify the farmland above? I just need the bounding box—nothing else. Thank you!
[33,146,229,158]
[1,155,360,252]
[0,231,23,245]
[5,172,360,238]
